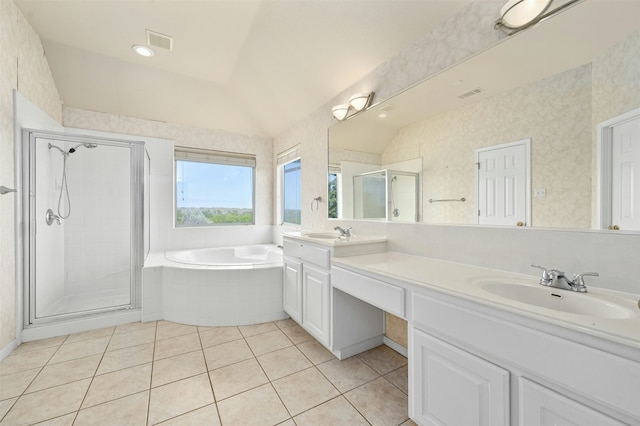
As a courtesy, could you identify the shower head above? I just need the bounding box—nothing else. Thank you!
[48,143,68,157]
[49,142,98,156]
[68,143,98,154]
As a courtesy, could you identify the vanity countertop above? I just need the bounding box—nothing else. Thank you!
[283,231,387,247]
[331,251,640,351]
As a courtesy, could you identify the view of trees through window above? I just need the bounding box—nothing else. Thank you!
[176,159,254,226]
[328,173,338,219]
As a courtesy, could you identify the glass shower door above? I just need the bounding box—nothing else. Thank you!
[24,130,144,323]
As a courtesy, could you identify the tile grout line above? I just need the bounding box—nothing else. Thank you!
[0,333,70,424]
[71,326,118,424]
[145,322,159,426]
[196,324,223,426]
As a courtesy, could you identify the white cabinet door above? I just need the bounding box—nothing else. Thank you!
[520,378,625,426]
[302,263,331,346]
[283,256,302,323]
[411,329,509,426]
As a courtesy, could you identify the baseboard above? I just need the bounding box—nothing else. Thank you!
[0,339,19,362]
[22,309,141,342]
[384,336,408,357]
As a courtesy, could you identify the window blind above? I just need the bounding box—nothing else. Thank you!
[175,146,256,167]
[277,144,301,165]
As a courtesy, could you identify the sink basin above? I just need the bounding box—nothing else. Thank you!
[304,232,340,239]
[476,281,634,319]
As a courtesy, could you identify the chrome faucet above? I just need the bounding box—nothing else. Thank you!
[531,264,598,293]
[333,226,352,237]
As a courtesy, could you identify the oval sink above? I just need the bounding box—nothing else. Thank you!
[476,281,634,319]
[304,232,340,239]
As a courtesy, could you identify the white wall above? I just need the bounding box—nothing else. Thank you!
[1,0,63,353]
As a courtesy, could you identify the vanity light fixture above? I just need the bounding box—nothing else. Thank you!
[495,0,581,34]
[132,44,155,57]
[331,92,374,121]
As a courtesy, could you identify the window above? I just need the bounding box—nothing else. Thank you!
[277,146,301,225]
[328,164,341,219]
[175,147,255,227]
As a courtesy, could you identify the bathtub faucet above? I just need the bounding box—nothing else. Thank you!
[333,226,352,237]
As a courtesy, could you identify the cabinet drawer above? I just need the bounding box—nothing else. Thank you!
[283,239,303,259]
[301,244,331,269]
[283,239,330,269]
[331,266,405,318]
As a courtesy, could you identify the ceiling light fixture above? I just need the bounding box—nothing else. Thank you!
[132,44,155,57]
[494,0,581,34]
[332,92,374,121]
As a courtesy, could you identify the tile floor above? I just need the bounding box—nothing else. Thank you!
[0,319,417,425]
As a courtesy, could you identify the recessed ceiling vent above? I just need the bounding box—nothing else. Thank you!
[458,88,484,99]
[146,30,173,51]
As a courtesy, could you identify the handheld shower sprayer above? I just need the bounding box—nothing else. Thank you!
[47,142,99,221]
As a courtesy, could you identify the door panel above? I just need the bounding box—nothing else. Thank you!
[477,140,529,226]
[611,117,640,231]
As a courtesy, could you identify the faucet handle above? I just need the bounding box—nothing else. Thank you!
[531,264,553,280]
[572,272,599,286]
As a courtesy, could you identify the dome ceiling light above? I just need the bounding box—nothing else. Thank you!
[331,92,375,121]
[495,0,581,35]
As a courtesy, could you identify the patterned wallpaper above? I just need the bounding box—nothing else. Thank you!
[273,0,503,231]
[1,0,63,349]
[382,64,592,228]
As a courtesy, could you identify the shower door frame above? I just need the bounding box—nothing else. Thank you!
[22,129,146,326]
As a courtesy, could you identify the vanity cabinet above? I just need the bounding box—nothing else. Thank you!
[410,289,635,426]
[282,235,387,358]
[283,238,331,346]
[411,329,509,426]
[330,252,640,426]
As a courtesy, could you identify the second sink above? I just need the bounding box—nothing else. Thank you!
[475,280,634,319]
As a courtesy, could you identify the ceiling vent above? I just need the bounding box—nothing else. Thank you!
[146,30,173,51]
[458,88,484,99]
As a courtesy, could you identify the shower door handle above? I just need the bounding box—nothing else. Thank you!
[0,186,17,195]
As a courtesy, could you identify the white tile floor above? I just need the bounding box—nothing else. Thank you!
[0,319,417,425]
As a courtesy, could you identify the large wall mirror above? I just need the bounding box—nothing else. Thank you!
[328,1,640,231]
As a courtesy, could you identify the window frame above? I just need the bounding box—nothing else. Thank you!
[174,146,256,228]
[277,145,302,226]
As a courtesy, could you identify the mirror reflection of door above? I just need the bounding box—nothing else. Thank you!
[611,115,640,231]
[476,139,531,226]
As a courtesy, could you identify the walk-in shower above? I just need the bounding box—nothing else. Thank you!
[353,169,419,222]
[22,130,148,325]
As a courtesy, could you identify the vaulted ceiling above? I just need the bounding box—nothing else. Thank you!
[15,0,473,137]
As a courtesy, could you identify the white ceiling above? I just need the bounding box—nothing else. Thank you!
[14,0,473,138]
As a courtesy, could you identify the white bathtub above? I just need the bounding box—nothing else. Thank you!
[142,244,287,326]
[165,244,282,267]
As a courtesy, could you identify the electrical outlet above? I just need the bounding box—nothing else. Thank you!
[534,188,546,197]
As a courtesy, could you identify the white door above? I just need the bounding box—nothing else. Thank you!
[476,140,530,226]
[611,116,640,231]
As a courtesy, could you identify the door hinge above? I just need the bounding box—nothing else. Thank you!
[478,209,481,216]
[475,162,480,170]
